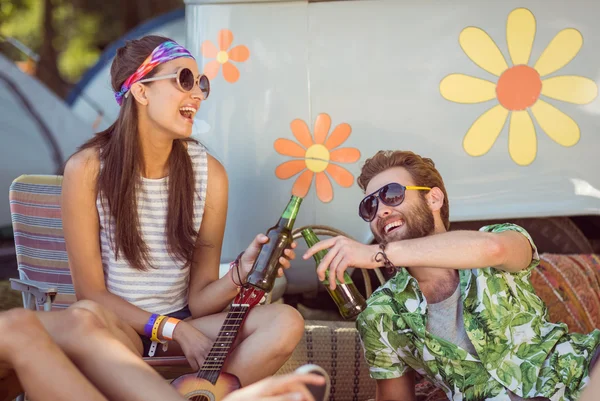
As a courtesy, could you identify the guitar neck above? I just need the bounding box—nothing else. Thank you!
[197,302,250,383]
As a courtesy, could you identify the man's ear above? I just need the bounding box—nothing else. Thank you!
[130,82,148,106]
[426,187,444,212]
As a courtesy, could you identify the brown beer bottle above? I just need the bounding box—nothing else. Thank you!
[301,228,367,319]
[246,195,303,292]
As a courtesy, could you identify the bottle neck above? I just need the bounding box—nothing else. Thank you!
[301,229,328,263]
[277,196,302,230]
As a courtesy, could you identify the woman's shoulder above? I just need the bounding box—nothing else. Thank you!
[63,147,101,183]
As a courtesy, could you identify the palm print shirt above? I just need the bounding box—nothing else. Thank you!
[357,223,600,401]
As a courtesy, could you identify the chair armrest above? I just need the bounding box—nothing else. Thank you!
[9,278,57,311]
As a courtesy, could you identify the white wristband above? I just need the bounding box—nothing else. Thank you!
[161,318,180,341]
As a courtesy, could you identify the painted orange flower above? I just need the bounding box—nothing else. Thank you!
[274,114,361,203]
[201,29,250,83]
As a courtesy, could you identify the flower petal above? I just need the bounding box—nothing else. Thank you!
[201,40,218,58]
[509,110,537,166]
[459,27,508,76]
[203,60,221,80]
[313,113,331,145]
[275,160,306,179]
[324,123,351,150]
[316,172,334,203]
[290,119,314,148]
[440,74,497,104]
[463,104,510,156]
[506,8,536,66]
[541,76,598,105]
[330,148,361,163]
[326,164,354,188]
[222,62,240,83]
[292,170,314,198]
[218,29,234,51]
[228,45,250,62]
[534,28,582,77]
[530,99,580,147]
[274,138,306,157]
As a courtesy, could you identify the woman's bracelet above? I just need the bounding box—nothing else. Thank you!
[229,251,246,288]
[144,313,159,337]
[160,317,181,341]
[150,315,168,343]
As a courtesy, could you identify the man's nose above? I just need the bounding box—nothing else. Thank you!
[377,203,393,219]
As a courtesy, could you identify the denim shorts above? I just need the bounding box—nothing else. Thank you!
[139,305,192,357]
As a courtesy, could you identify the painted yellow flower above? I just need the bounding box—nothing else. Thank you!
[440,8,598,166]
[274,113,361,203]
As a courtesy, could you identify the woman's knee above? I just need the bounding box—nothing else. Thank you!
[0,309,51,362]
[67,301,142,355]
[264,304,305,352]
[68,300,123,332]
[65,304,107,336]
[0,308,44,337]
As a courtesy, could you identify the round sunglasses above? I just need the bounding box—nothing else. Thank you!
[128,67,210,100]
[358,182,431,222]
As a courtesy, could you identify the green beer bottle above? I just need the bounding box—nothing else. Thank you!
[301,228,367,319]
[246,195,303,292]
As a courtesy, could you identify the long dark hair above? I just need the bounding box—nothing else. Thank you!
[78,35,197,270]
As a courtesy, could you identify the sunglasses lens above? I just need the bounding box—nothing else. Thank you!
[199,75,210,99]
[359,196,378,221]
[178,68,195,91]
[380,183,405,206]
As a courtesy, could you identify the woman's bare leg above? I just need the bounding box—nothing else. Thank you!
[160,303,305,386]
[36,300,185,401]
[0,308,108,401]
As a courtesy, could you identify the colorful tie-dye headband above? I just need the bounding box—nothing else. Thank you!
[114,40,195,105]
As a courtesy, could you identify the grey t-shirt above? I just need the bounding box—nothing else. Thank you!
[426,283,478,356]
[426,283,548,401]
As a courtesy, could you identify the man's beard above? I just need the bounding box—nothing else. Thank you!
[372,199,435,244]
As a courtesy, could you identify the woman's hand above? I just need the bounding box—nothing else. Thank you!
[222,373,326,401]
[238,234,297,282]
[171,321,213,370]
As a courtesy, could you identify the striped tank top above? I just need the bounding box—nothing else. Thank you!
[96,141,208,315]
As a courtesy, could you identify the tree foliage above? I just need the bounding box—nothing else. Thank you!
[0,0,182,97]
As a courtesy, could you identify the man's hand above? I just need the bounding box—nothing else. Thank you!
[222,373,326,401]
[303,236,381,290]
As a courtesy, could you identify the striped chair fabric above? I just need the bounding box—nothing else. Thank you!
[9,175,76,310]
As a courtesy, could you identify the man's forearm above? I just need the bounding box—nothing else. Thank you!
[384,230,506,270]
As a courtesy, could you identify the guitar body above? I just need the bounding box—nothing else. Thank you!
[171,372,241,401]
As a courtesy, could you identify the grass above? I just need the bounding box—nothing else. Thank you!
[0,281,23,311]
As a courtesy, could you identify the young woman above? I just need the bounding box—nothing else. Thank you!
[61,35,304,385]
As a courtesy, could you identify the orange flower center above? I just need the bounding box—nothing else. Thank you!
[217,51,229,64]
[305,144,330,173]
[496,65,542,110]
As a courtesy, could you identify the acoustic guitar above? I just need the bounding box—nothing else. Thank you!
[170,286,265,401]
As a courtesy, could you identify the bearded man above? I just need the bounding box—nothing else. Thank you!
[304,150,600,401]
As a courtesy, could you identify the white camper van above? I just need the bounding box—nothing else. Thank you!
[182,0,600,297]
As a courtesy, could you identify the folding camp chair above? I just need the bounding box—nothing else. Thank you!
[8,174,192,400]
